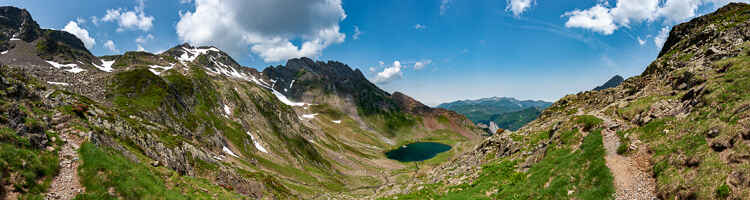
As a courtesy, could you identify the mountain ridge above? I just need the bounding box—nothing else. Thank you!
[0,6,483,199]
[437,96,552,131]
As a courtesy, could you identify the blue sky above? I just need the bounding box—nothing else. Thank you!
[4,0,744,105]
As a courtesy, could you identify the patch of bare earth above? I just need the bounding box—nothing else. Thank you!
[595,112,656,200]
[45,113,85,200]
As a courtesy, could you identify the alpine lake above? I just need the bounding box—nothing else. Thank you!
[385,142,451,162]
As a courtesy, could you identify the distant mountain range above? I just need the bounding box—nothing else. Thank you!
[436,97,552,131]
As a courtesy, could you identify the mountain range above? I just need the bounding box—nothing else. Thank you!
[437,97,552,131]
[3,2,750,200]
[0,6,481,199]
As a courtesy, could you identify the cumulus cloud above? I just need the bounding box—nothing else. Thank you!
[62,21,95,49]
[414,24,427,30]
[440,0,454,15]
[654,26,670,48]
[563,0,749,36]
[353,26,362,40]
[176,0,347,63]
[101,0,154,31]
[506,0,535,17]
[374,61,403,84]
[414,59,432,70]
[563,5,618,35]
[104,40,118,52]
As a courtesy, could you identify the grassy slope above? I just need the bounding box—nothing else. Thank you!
[0,66,61,200]
[383,117,614,200]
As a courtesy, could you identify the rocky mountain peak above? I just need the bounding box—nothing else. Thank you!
[0,6,41,42]
[593,75,624,91]
[658,3,750,58]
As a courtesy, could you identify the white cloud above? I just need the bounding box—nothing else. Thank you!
[563,5,618,35]
[353,26,362,40]
[415,24,427,30]
[90,16,99,25]
[637,36,647,45]
[135,34,154,44]
[369,66,376,72]
[506,0,535,17]
[654,26,670,48]
[440,0,454,15]
[62,21,95,49]
[563,0,750,35]
[374,61,403,84]
[104,40,118,52]
[137,44,146,51]
[179,0,192,3]
[76,17,87,24]
[657,0,698,24]
[414,59,432,70]
[101,0,154,31]
[176,0,347,63]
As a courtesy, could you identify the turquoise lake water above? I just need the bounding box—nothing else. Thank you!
[385,142,451,162]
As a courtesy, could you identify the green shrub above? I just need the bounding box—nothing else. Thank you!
[716,184,730,198]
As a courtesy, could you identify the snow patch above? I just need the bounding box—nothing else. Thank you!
[301,113,318,119]
[332,120,341,124]
[222,146,240,158]
[65,67,85,73]
[46,61,77,69]
[247,132,268,153]
[205,57,251,80]
[93,60,115,72]
[46,61,85,74]
[1,50,8,55]
[223,104,232,116]
[9,38,20,41]
[272,90,307,106]
[289,80,295,89]
[47,81,70,86]
[213,155,223,161]
[178,46,220,62]
[148,64,175,75]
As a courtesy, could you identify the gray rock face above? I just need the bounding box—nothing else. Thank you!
[0,6,41,42]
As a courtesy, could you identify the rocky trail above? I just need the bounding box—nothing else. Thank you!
[592,112,656,200]
[44,112,85,200]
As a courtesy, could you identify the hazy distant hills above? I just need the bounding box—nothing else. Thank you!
[437,97,552,130]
